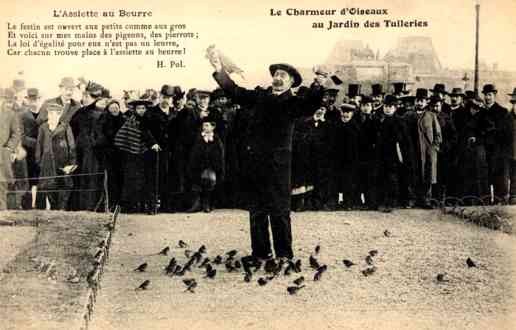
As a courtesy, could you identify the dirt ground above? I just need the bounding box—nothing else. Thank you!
[89,208,516,330]
[0,210,112,330]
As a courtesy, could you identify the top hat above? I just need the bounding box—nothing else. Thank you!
[12,79,26,92]
[482,84,497,94]
[431,83,448,95]
[59,77,78,89]
[449,87,465,97]
[347,84,361,97]
[392,82,410,95]
[360,95,373,104]
[415,88,429,99]
[371,84,384,96]
[508,88,516,103]
[269,63,302,88]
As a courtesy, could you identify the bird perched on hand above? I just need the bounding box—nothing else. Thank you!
[466,257,477,268]
[287,285,305,295]
[309,256,320,270]
[293,276,304,286]
[178,240,188,248]
[206,44,245,80]
[159,246,170,256]
[342,259,355,268]
[134,263,148,272]
[135,280,150,290]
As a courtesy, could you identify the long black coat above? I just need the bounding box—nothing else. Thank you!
[213,70,313,212]
[483,102,512,176]
[188,134,225,189]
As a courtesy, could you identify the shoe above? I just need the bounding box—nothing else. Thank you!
[187,195,202,213]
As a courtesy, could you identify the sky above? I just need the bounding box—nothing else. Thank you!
[1,0,515,99]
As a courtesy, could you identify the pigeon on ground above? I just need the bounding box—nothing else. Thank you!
[369,250,378,257]
[244,271,252,283]
[365,255,374,265]
[362,267,377,277]
[294,259,302,273]
[466,257,477,268]
[136,280,150,290]
[226,250,238,258]
[198,245,207,254]
[383,230,391,237]
[342,259,355,268]
[205,267,217,279]
[315,245,321,255]
[436,273,449,282]
[185,281,197,293]
[309,255,320,270]
[293,276,305,286]
[165,258,177,274]
[257,277,268,286]
[134,263,148,272]
[287,285,305,295]
[225,261,236,272]
[234,260,242,269]
[178,240,188,248]
[98,240,106,248]
[94,250,103,259]
[213,255,223,264]
[159,247,170,256]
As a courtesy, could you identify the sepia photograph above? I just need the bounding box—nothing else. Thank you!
[1,0,515,329]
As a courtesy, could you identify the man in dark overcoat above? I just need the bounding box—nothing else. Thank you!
[209,52,312,260]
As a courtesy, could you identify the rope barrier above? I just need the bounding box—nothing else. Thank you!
[0,172,105,183]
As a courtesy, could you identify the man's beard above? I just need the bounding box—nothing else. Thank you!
[272,79,284,91]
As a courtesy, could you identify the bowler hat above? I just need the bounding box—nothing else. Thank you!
[371,84,384,96]
[211,88,226,100]
[127,92,153,107]
[449,87,465,97]
[464,90,476,100]
[26,88,40,99]
[59,77,78,89]
[269,63,302,88]
[508,88,516,103]
[85,81,104,97]
[172,86,185,98]
[160,84,175,97]
[384,94,398,106]
[431,83,448,95]
[429,95,443,105]
[482,84,497,94]
[392,82,410,95]
[347,84,361,97]
[415,88,429,99]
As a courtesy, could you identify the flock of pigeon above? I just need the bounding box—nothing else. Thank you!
[130,229,480,295]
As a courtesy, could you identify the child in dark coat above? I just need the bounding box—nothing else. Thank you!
[333,104,360,210]
[187,118,225,213]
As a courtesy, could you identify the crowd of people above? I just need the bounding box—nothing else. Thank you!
[1,68,515,214]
